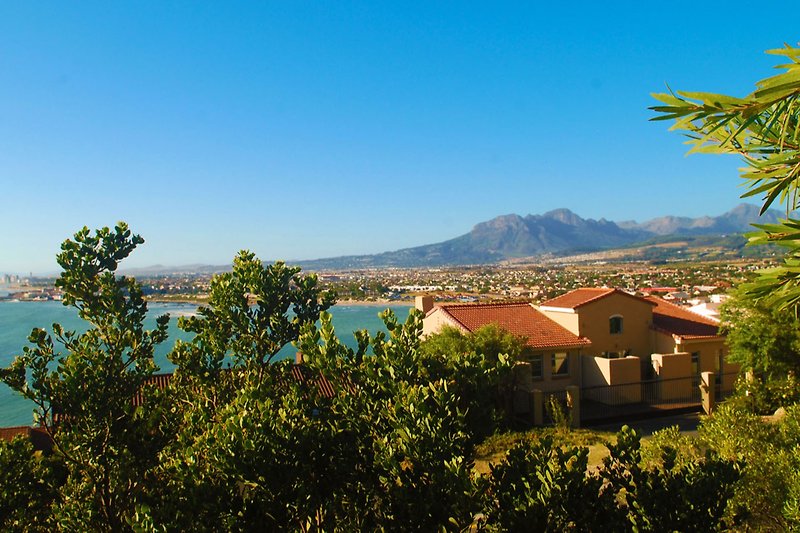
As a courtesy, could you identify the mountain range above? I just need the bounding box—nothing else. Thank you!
[119,204,782,275]
[296,203,782,269]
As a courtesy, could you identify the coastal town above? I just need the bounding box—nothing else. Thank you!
[1,258,763,312]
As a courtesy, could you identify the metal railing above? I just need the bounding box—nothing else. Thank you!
[580,372,740,424]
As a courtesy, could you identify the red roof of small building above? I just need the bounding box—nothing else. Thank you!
[132,364,338,407]
[645,296,721,340]
[434,302,591,350]
[8,363,341,448]
[0,426,53,451]
[540,288,654,309]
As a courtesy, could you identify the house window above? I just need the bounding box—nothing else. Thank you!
[609,315,623,335]
[552,352,569,376]
[530,354,543,379]
[691,351,700,386]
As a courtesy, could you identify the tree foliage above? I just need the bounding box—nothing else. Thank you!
[418,324,517,442]
[171,250,336,375]
[0,437,64,532]
[720,288,800,378]
[651,44,800,308]
[699,403,800,530]
[0,224,170,529]
[0,224,749,530]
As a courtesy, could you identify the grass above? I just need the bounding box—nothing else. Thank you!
[472,426,616,474]
[472,423,695,474]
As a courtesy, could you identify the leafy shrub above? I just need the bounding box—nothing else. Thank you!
[481,426,739,532]
[699,403,800,529]
[482,436,617,531]
[728,375,800,415]
[546,395,572,433]
[0,437,65,531]
[640,425,701,469]
[603,426,739,532]
[419,324,515,443]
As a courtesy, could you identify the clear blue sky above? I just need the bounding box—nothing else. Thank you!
[1,2,798,274]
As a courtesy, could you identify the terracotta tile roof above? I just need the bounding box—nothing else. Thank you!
[9,363,341,447]
[540,288,654,309]
[133,364,339,406]
[435,302,591,350]
[645,296,721,340]
[0,426,53,451]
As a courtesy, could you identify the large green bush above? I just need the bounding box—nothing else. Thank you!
[699,403,800,530]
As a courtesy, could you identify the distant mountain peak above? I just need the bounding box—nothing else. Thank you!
[299,203,782,269]
[542,208,583,225]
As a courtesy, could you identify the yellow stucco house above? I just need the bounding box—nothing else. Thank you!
[418,296,591,393]
[420,288,738,395]
[537,288,738,394]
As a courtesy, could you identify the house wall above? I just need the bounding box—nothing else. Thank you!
[582,355,641,404]
[582,355,640,387]
[537,309,580,336]
[421,309,464,337]
[569,294,654,358]
[676,338,737,393]
[521,349,582,393]
[651,351,692,400]
[653,330,678,354]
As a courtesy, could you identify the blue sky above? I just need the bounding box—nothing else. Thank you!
[1,2,798,274]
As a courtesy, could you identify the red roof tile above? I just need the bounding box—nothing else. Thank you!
[133,365,339,405]
[0,426,53,451]
[540,288,630,309]
[645,296,721,340]
[435,302,590,350]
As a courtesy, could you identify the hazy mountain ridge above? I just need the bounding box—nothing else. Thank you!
[297,203,782,269]
[122,204,783,274]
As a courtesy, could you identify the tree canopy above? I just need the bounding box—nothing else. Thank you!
[720,288,800,379]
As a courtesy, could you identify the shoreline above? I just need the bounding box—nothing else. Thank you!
[0,297,415,308]
[333,299,413,307]
[143,296,413,307]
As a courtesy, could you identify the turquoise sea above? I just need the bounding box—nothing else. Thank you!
[0,301,411,427]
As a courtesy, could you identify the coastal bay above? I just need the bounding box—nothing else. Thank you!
[0,301,411,427]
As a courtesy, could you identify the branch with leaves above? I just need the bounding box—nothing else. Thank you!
[651,44,800,308]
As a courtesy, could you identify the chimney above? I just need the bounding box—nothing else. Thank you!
[295,351,304,365]
[415,295,434,314]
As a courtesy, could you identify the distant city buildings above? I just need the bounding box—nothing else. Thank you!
[0,274,20,284]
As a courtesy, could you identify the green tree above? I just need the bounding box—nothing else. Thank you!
[651,44,800,308]
[419,324,517,441]
[482,436,620,531]
[141,250,337,530]
[298,311,482,530]
[1,224,170,529]
[699,403,800,529]
[720,289,800,378]
[170,250,336,377]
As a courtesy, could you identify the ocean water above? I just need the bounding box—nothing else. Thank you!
[0,301,412,427]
